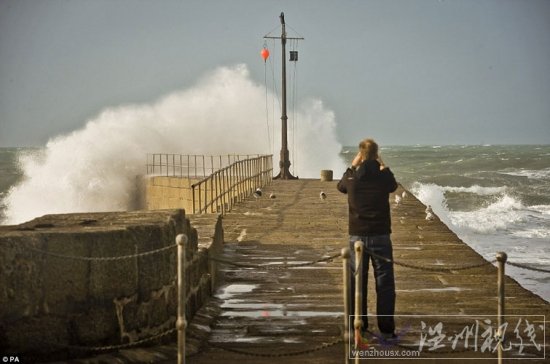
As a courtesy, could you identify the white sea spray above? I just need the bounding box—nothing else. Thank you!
[2,64,344,224]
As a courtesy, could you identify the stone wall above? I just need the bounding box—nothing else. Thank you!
[0,209,223,360]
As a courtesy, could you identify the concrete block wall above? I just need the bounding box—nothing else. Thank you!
[143,176,201,211]
[143,175,265,214]
[0,209,223,360]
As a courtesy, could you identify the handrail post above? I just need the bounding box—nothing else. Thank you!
[172,154,176,177]
[215,172,222,212]
[192,185,196,214]
[354,240,364,364]
[198,184,202,214]
[496,251,507,364]
[204,181,208,214]
[342,247,351,363]
[210,175,214,213]
[176,234,188,364]
[221,169,226,214]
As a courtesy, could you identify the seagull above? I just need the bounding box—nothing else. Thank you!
[394,195,402,205]
[425,212,435,221]
[320,191,327,200]
[401,191,407,199]
[425,205,433,214]
[269,193,276,199]
[253,188,262,199]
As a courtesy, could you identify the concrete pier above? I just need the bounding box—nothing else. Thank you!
[10,179,547,363]
[185,179,549,363]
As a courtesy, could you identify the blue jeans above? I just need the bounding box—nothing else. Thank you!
[348,234,396,334]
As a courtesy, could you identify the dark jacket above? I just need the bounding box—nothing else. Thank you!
[337,160,398,235]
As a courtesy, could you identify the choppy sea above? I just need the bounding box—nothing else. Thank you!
[1,145,549,302]
[340,145,550,302]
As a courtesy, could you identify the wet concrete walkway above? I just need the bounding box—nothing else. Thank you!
[188,179,549,363]
[57,179,549,363]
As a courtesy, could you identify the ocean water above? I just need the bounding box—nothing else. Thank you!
[340,145,550,303]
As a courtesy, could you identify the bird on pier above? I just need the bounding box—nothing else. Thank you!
[269,192,276,199]
[320,191,327,200]
[425,205,435,220]
[394,195,402,205]
[253,188,262,199]
[402,191,408,199]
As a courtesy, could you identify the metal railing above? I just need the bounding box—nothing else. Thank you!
[146,154,261,178]
[191,154,273,214]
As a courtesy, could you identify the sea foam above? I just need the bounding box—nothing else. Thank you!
[411,182,527,234]
[2,64,344,225]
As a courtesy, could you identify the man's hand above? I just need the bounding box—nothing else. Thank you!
[377,155,386,170]
[352,151,363,168]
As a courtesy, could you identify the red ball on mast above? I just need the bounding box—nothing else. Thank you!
[260,48,270,62]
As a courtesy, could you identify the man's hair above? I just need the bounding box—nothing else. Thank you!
[359,138,379,161]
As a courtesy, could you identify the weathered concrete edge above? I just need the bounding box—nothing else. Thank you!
[0,209,224,362]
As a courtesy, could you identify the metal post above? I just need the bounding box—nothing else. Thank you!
[210,174,214,213]
[192,185,196,214]
[354,240,364,364]
[342,247,351,363]
[228,165,233,210]
[199,182,202,214]
[496,251,507,364]
[176,234,188,364]
[204,179,207,214]
[216,171,221,212]
[220,169,225,214]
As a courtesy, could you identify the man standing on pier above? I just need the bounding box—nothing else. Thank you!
[337,138,398,338]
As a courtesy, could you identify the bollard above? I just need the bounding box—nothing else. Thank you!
[320,169,333,182]
[177,234,188,364]
[341,247,351,363]
[496,252,507,364]
[354,240,364,364]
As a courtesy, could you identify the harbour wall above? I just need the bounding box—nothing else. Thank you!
[0,209,223,360]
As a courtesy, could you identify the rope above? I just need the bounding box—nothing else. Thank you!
[54,328,176,352]
[507,261,550,273]
[263,52,271,154]
[26,244,176,261]
[209,252,340,270]
[364,248,496,272]
[290,39,298,175]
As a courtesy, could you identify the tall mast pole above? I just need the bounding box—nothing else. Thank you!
[272,12,299,180]
[264,12,303,179]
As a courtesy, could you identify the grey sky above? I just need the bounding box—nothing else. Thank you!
[1,0,549,147]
